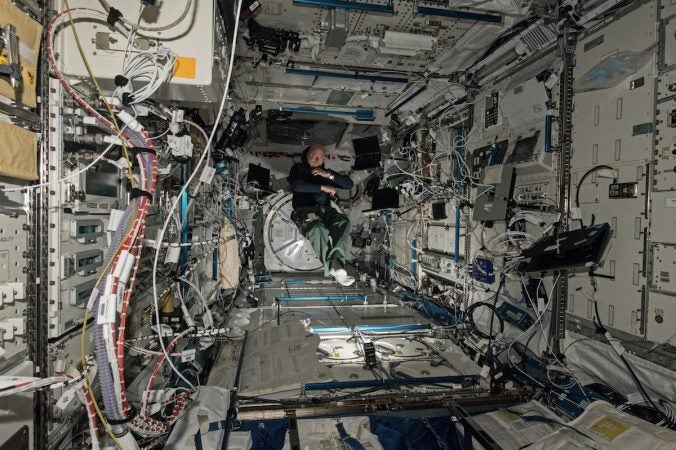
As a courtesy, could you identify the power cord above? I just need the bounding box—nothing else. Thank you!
[590,275,666,420]
[574,165,615,227]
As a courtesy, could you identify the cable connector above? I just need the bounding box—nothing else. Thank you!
[116,109,142,132]
[172,109,185,124]
[167,134,193,158]
[121,92,135,107]
[106,7,123,27]
[199,165,216,185]
[156,45,173,60]
[104,96,123,108]
[108,157,130,170]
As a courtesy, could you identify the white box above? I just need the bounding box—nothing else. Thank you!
[55,0,226,104]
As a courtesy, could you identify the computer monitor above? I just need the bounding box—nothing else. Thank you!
[432,202,447,220]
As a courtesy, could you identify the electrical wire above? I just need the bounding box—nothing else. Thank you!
[466,298,504,340]
[116,45,176,104]
[178,276,211,327]
[574,165,614,226]
[0,375,71,396]
[80,207,137,449]
[52,7,160,441]
[520,276,591,404]
[56,8,151,440]
[592,294,666,418]
[98,0,193,32]
[504,276,572,395]
[62,1,136,187]
[150,0,243,391]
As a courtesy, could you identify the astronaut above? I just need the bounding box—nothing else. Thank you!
[288,144,355,286]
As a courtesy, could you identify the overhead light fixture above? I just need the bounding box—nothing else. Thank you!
[285,68,408,84]
[293,0,394,14]
[417,6,502,24]
[280,105,376,121]
[310,324,431,333]
[379,31,437,56]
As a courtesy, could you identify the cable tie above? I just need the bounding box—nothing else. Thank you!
[114,75,129,87]
[106,7,123,27]
[121,92,135,107]
[106,404,137,424]
[130,188,153,200]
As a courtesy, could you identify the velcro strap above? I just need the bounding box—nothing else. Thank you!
[130,188,153,200]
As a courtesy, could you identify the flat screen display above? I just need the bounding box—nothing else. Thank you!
[85,162,119,198]
[352,135,380,156]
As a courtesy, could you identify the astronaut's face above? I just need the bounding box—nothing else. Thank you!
[307,147,325,168]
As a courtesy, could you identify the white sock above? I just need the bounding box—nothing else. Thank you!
[330,268,355,286]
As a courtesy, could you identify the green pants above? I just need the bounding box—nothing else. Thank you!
[292,206,351,276]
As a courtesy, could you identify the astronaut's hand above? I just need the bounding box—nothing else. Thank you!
[320,185,336,195]
[312,168,330,178]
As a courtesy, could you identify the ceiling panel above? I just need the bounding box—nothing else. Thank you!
[237,0,476,72]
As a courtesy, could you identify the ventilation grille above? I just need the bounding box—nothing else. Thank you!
[519,23,558,54]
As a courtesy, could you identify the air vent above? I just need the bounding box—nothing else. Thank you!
[518,23,557,54]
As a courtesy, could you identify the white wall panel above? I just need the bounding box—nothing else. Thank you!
[569,3,659,338]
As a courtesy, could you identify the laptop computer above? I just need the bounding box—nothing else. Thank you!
[518,223,611,273]
[363,187,399,213]
[352,136,381,170]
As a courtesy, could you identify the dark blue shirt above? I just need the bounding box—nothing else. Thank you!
[287,160,353,209]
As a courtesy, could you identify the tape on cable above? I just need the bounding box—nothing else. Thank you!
[113,250,130,279]
[165,244,181,264]
[105,404,137,425]
[96,294,117,325]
